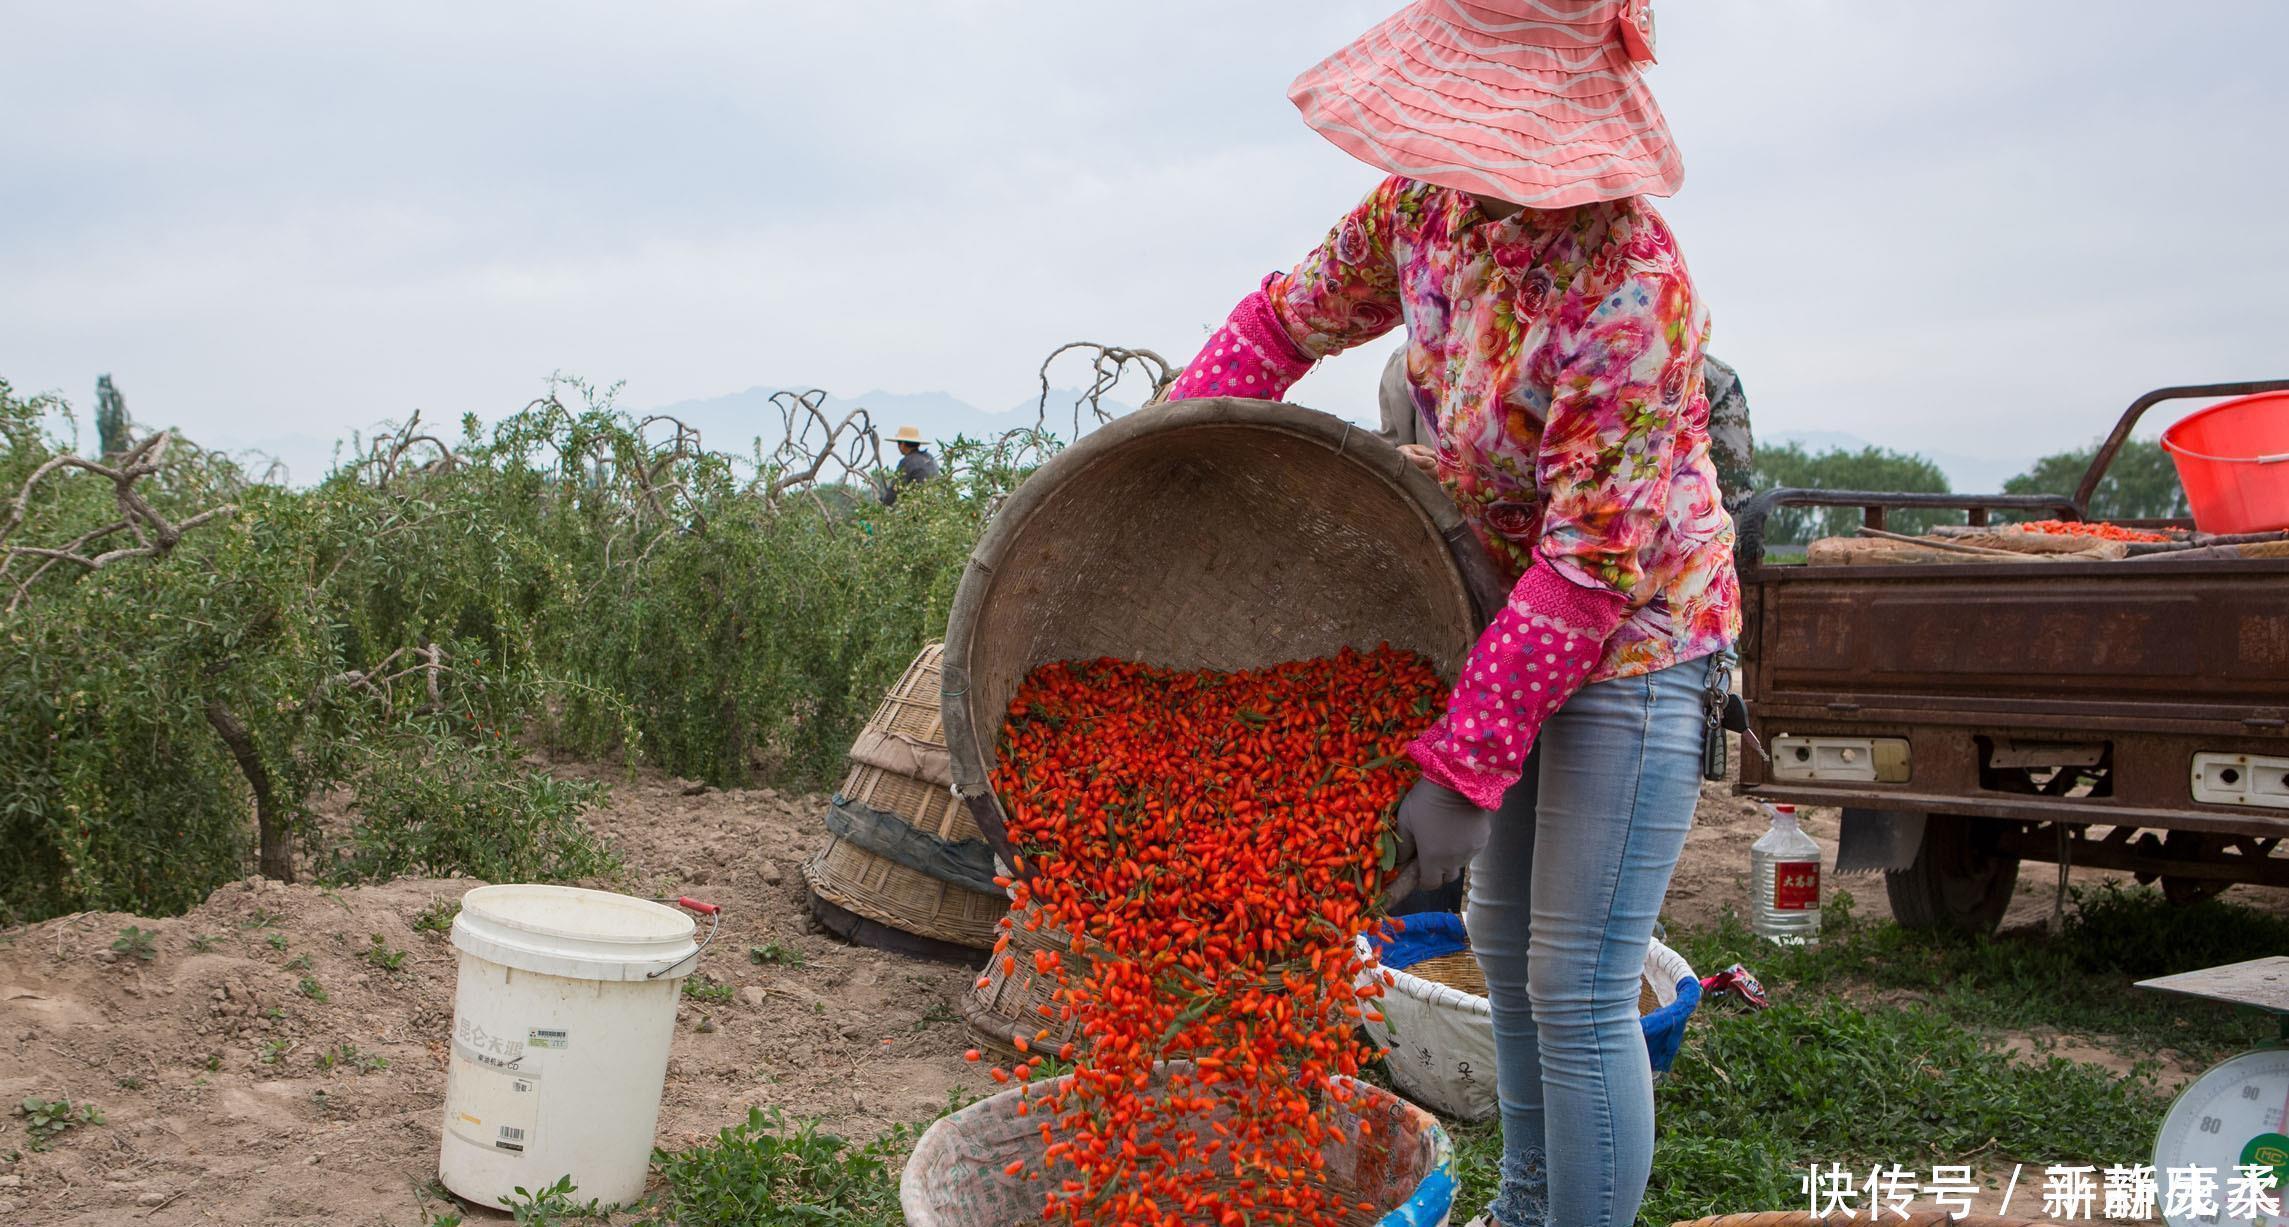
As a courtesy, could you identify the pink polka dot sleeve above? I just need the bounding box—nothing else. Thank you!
[1164,274,1317,402]
[1408,565,1630,810]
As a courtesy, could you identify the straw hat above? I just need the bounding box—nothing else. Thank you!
[891,425,925,444]
[1288,0,1680,209]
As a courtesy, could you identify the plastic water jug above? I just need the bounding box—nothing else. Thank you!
[1750,804,1821,945]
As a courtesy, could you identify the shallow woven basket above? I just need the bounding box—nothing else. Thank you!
[1359,919,1699,1124]
[901,1066,1456,1227]
[1404,950,1665,1016]
[841,760,974,841]
[940,398,1506,862]
[958,905,1085,1061]
[802,843,1002,951]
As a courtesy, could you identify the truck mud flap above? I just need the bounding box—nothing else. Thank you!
[1835,808,1928,875]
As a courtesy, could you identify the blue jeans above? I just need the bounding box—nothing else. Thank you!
[1465,654,1719,1227]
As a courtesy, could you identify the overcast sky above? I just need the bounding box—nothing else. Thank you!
[5,2,2285,482]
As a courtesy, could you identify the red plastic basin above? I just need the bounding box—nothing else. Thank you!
[2160,390,2289,534]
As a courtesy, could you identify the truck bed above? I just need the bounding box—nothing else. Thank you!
[1738,555,2289,839]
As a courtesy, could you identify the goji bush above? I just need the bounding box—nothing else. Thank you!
[0,375,1019,923]
[984,646,1445,1227]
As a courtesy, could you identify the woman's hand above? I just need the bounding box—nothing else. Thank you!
[1395,778,1493,890]
[1397,443,1438,480]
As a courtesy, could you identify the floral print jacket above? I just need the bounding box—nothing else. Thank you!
[1270,176,1739,685]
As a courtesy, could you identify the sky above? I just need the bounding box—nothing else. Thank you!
[4,1,2286,485]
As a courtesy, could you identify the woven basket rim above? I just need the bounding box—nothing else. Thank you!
[1355,931,1695,1019]
[802,848,999,949]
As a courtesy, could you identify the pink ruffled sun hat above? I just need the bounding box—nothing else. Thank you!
[1288,0,1680,209]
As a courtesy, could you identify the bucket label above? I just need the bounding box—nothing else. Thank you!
[526,1027,569,1051]
[445,1039,542,1155]
[454,1016,525,1064]
[1773,860,1820,910]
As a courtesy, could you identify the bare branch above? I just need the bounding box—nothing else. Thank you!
[763,390,883,498]
[2,428,238,610]
[1036,342,1175,439]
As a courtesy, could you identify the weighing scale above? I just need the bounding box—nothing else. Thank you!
[2137,957,2289,1227]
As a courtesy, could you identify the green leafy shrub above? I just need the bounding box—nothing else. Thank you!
[640,1108,902,1226]
[319,735,615,887]
[1,376,1028,924]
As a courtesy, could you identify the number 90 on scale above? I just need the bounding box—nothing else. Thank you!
[2156,1047,2289,1227]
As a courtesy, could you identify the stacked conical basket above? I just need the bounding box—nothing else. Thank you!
[802,643,1007,960]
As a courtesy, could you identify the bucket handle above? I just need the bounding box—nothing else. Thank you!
[2164,442,2289,466]
[646,897,722,980]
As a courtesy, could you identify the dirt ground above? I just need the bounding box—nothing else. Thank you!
[0,764,988,1226]
[3,756,2284,1225]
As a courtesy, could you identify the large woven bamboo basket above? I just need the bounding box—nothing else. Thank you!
[958,905,1084,1061]
[868,641,950,744]
[804,642,1005,955]
[940,397,1507,863]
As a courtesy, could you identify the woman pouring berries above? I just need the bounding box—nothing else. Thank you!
[1162,2,1739,1224]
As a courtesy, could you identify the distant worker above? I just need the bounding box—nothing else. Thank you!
[878,425,940,506]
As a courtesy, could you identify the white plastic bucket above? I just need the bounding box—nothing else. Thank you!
[439,884,699,1209]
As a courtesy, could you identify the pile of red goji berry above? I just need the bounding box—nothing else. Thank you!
[2012,519,2175,543]
[973,644,1444,1227]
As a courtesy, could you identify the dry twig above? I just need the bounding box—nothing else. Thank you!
[0,430,239,611]
[1036,342,1175,439]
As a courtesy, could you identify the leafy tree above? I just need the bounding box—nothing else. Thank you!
[2003,439,2187,521]
[1748,443,1955,543]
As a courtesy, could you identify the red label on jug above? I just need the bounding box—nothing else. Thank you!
[1773,861,1820,910]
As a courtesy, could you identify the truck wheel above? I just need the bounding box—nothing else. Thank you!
[1886,814,2020,935]
[2159,831,2230,906]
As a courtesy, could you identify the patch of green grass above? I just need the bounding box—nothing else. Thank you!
[315,1043,389,1075]
[365,935,409,972]
[266,932,289,952]
[110,925,157,963]
[297,976,329,1003]
[1447,885,2283,1221]
[189,933,219,953]
[501,1174,610,1224]
[1444,992,2168,1222]
[748,942,804,968]
[259,1040,290,1065]
[413,901,460,934]
[15,1097,103,1151]
[284,953,313,971]
[639,1108,904,1226]
[1667,882,2282,1063]
[241,907,282,930]
[681,975,734,1003]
